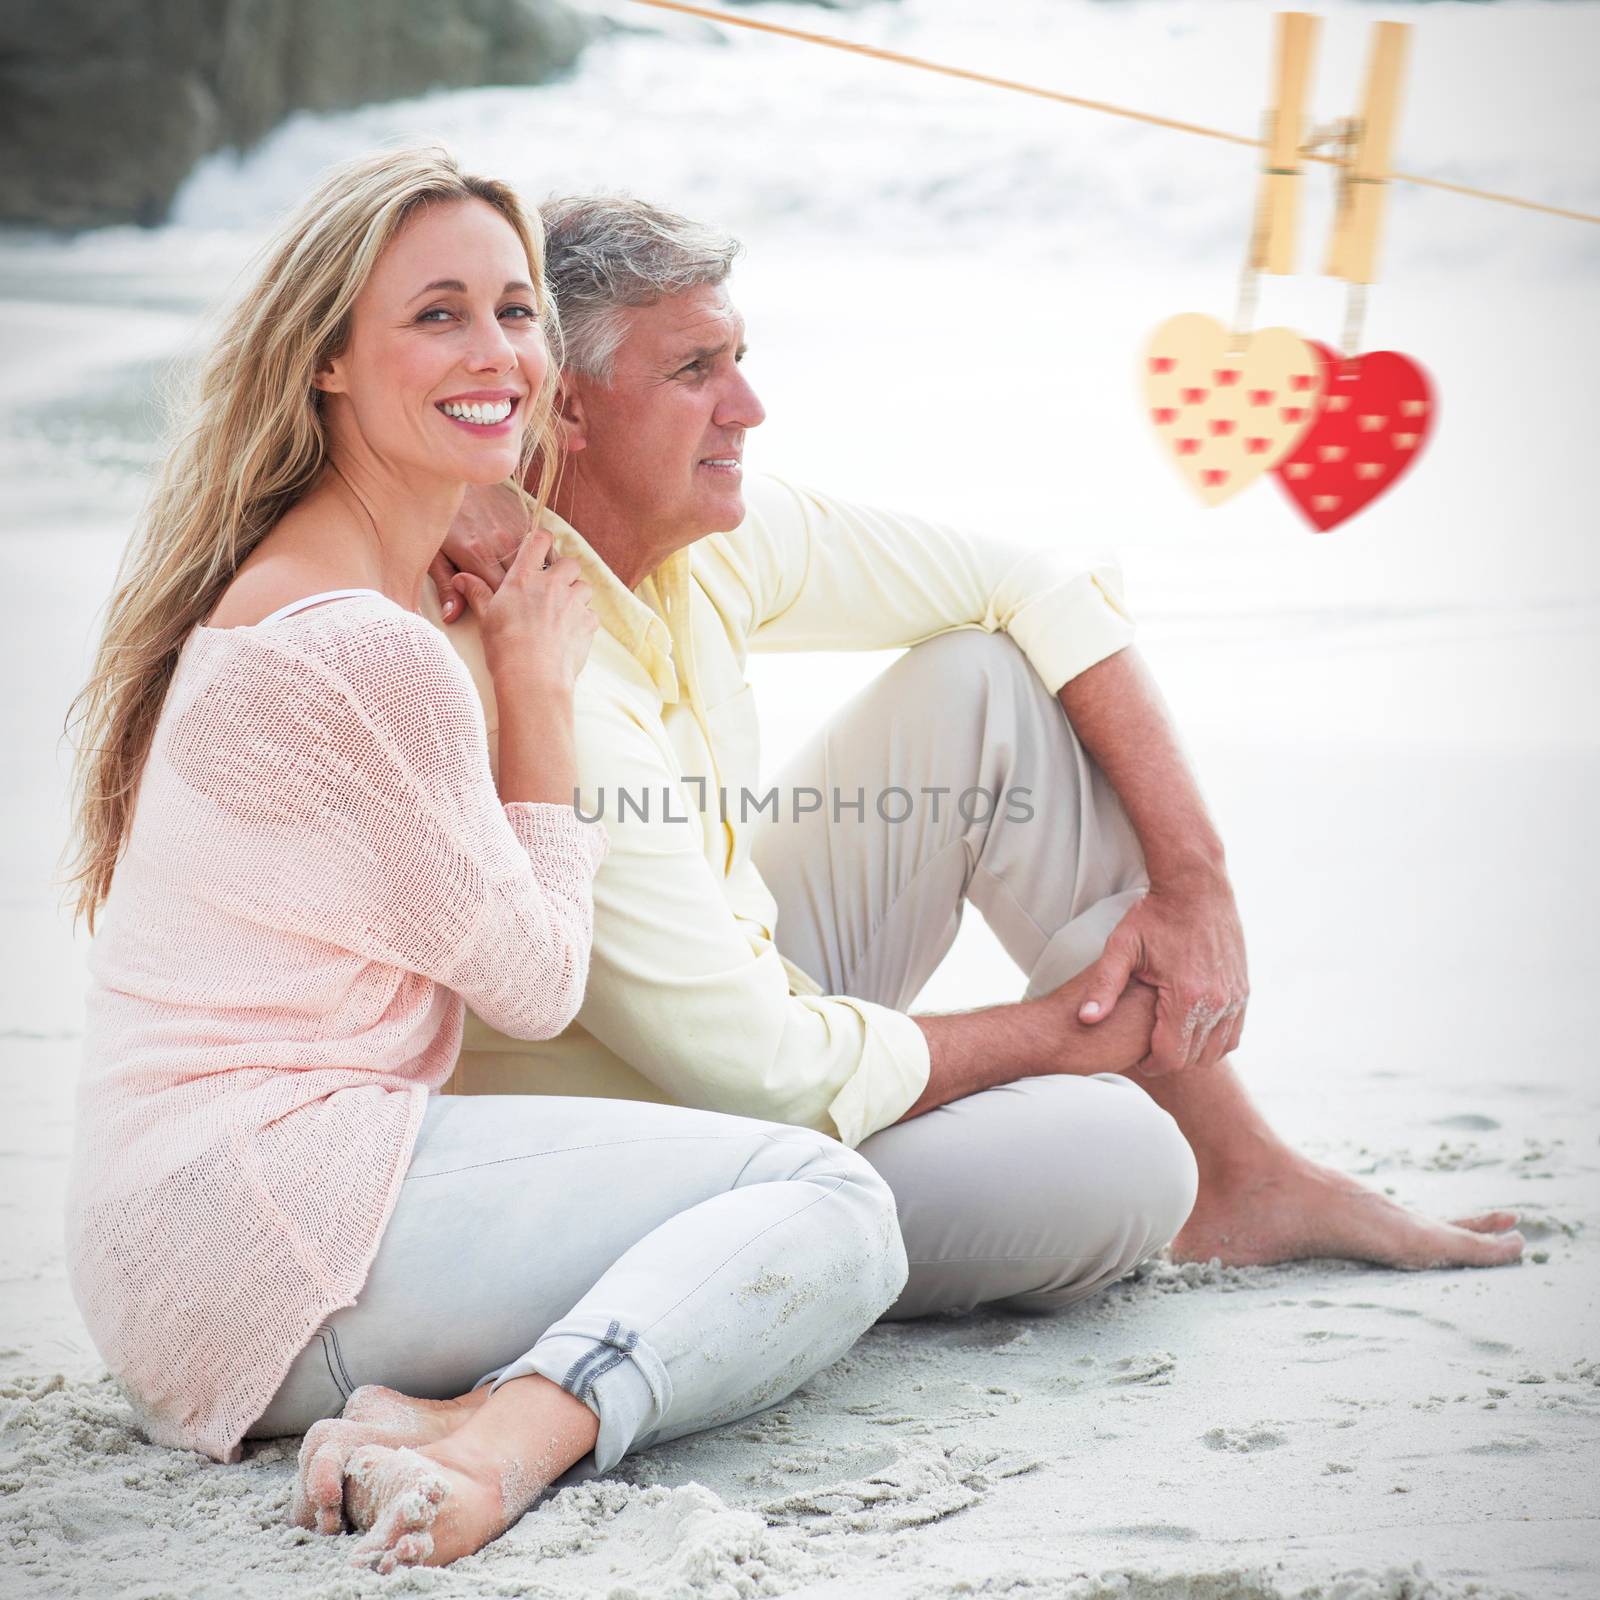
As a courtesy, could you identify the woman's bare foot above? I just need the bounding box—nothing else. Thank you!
[291,1385,488,1535]
[341,1435,528,1573]
[1171,1149,1525,1270]
[339,1374,600,1571]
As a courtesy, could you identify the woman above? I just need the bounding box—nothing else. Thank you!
[61,147,907,1574]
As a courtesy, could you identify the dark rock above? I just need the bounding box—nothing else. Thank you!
[0,0,594,230]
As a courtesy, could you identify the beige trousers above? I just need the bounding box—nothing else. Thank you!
[752,629,1199,1319]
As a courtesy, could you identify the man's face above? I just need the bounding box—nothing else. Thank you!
[567,282,766,545]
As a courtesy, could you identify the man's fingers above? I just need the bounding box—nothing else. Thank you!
[452,572,494,617]
[1190,1012,1226,1071]
[1140,1004,1191,1075]
[1200,996,1246,1066]
[1077,944,1136,1024]
[507,527,555,578]
[1180,996,1210,1069]
[428,553,462,622]
[1217,1004,1246,1061]
[1174,989,1239,1071]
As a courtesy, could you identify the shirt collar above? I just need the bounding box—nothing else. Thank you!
[540,505,691,700]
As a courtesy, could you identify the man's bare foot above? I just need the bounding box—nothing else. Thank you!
[292,1385,489,1535]
[1172,1148,1525,1270]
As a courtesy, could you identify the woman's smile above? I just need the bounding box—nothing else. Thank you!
[435,388,522,435]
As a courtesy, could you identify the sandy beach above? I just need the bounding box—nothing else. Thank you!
[3,1,1597,1593]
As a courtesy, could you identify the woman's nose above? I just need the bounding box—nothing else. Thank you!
[465,317,517,374]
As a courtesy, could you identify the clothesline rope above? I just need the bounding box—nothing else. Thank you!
[623,0,1600,228]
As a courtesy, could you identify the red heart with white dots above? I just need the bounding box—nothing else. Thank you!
[1274,345,1435,532]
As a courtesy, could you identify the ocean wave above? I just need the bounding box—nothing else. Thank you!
[149,0,1597,279]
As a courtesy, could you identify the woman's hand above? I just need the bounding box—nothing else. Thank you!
[452,526,597,695]
[431,483,529,623]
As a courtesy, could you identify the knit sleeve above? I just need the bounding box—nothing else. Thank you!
[163,609,607,1041]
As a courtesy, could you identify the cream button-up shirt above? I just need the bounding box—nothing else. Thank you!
[432,474,1136,1148]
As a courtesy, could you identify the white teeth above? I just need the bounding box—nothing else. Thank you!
[442,399,513,425]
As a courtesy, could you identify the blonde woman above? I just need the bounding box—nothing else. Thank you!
[62,147,906,1574]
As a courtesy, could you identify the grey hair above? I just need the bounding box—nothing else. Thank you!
[539,193,742,382]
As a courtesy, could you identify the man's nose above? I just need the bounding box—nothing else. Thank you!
[716,367,766,431]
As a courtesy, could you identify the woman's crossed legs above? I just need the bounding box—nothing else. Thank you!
[248,1093,906,1571]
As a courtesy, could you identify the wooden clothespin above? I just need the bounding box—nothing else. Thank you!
[1250,11,1320,277]
[1325,20,1410,286]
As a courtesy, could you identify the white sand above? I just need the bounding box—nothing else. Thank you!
[2,1,1598,1588]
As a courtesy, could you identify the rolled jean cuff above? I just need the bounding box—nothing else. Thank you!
[475,1316,673,1473]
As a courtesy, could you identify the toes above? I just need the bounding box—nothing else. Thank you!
[341,1444,386,1533]
[348,1464,447,1572]
[1433,1225,1524,1268]
[343,1446,449,1540]
[377,1531,437,1573]
[341,1384,419,1425]
[341,1385,392,1422]
[1450,1211,1519,1235]
[292,1424,350,1534]
[307,1446,350,1537]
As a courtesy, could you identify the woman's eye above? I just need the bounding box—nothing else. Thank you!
[416,307,453,323]
[499,304,537,321]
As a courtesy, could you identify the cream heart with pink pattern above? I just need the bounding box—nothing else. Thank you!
[1143,314,1325,506]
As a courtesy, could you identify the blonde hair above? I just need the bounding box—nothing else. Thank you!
[63,145,562,931]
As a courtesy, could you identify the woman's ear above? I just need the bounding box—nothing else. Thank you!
[556,378,588,454]
[312,352,347,396]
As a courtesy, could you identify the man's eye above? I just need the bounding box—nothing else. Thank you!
[678,360,705,377]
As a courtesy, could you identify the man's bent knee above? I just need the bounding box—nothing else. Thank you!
[997,1077,1196,1314]
[866,1074,1196,1320]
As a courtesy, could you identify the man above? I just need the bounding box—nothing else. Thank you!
[426,195,1522,1319]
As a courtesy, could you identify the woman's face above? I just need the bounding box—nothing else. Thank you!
[315,197,547,486]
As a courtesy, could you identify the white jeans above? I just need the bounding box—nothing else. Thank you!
[249,1093,906,1470]
[753,629,1200,1318]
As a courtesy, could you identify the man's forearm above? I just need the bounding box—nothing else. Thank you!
[899,980,1159,1121]
[1056,646,1226,887]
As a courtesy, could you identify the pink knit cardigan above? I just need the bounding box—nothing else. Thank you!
[65,594,607,1462]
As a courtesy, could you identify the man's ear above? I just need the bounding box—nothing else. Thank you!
[556,376,588,454]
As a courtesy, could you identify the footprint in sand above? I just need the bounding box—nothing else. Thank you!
[1513,1211,1582,1242]
[1466,1436,1542,1456]
[1084,1522,1199,1543]
[1104,1352,1176,1387]
[761,1441,1040,1534]
[1430,1113,1502,1132]
[1203,1426,1287,1453]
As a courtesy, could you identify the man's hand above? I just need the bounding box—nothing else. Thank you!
[432,482,531,622]
[1075,874,1248,1074]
